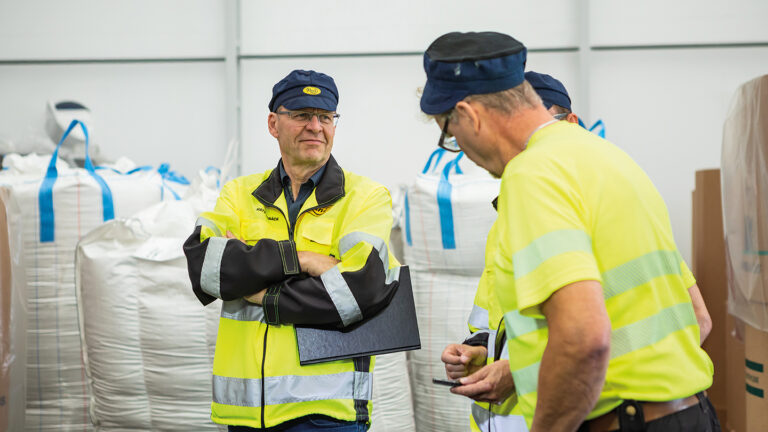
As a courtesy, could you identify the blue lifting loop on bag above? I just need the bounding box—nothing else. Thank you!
[436,152,464,249]
[422,148,447,174]
[404,192,412,246]
[156,163,190,201]
[38,119,114,242]
[578,118,606,138]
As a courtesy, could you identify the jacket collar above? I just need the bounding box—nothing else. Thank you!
[252,154,345,207]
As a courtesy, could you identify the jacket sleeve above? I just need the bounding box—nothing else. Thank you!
[262,186,401,328]
[183,183,300,306]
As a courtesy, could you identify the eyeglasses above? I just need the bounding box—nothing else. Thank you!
[276,110,341,126]
[437,112,461,152]
[553,112,569,120]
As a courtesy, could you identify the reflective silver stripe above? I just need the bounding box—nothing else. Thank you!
[468,304,490,330]
[213,375,261,407]
[213,372,373,407]
[471,403,529,432]
[505,310,546,339]
[487,329,497,364]
[499,337,509,360]
[201,237,227,299]
[221,299,266,322]
[338,231,400,284]
[196,216,222,237]
[321,266,363,326]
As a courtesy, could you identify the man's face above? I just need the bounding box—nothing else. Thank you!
[436,108,505,178]
[268,106,335,168]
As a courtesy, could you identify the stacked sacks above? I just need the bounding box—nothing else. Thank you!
[401,149,499,432]
[75,172,222,431]
[0,121,188,430]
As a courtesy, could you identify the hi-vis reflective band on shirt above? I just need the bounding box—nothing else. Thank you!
[471,404,529,432]
[512,229,592,278]
[321,231,401,326]
[468,304,490,330]
[212,371,372,407]
[196,217,222,237]
[221,299,266,322]
[506,302,697,396]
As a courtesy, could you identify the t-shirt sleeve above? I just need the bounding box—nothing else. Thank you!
[495,169,602,318]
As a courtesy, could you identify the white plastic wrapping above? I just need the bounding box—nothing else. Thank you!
[402,150,499,276]
[722,74,768,330]
[0,151,185,431]
[369,352,416,432]
[75,186,222,431]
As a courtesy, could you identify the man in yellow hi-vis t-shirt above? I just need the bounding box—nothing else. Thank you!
[419,31,719,432]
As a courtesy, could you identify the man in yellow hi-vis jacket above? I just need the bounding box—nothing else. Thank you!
[183,69,400,432]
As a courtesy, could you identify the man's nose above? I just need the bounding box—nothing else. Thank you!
[305,114,323,132]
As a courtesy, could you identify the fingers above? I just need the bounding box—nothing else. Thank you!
[441,344,463,364]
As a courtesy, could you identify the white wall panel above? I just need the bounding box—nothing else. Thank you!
[591,0,768,46]
[0,1,225,59]
[240,0,578,55]
[0,62,227,177]
[591,47,768,263]
[240,52,578,192]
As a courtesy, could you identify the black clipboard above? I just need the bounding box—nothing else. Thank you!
[295,266,421,365]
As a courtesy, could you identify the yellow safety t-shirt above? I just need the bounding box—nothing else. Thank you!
[494,121,713,428]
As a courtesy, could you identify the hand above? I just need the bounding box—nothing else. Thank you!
[297,251,340,277]
[226,231,245,242]
[244,289,266,305]
[441,344,487,379]
[451,360,516,404]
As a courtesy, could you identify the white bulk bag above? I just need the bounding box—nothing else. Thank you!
[402,149,499,276]
[76,196,221,431]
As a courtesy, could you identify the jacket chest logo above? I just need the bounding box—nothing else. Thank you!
[309,206,331,216]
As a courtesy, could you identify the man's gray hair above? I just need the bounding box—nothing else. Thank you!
[465,80,542,115]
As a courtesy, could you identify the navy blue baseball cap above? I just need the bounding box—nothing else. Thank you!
[420,31,527,115]
[268,69,339,112]
[524,71,571,111]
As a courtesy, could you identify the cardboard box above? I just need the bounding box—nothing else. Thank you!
[692,169,728,421]
[745,323,768,432]
[726,314,746,432]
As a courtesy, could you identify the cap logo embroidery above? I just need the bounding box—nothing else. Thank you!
[303,86,321,95]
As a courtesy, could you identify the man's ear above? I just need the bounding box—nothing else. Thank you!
[267,112,279,138]
[454,100,482,134]
[566,113,579,125]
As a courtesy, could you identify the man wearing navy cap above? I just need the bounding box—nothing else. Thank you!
[421,32,717,432]
[184,69,401,431]
[439,70,580,432]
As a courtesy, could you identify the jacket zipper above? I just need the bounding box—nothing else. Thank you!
[261,324,268,428]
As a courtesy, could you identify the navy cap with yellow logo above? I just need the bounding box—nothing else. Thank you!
[269,69,339,112]
[420,31,527,115]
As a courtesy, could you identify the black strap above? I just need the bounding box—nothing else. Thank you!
[353,356,371,423]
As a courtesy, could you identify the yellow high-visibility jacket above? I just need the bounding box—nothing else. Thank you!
[465,209,528,432]
[183,156,401,428]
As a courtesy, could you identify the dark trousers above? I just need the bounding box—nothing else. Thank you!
[579,393,721,432]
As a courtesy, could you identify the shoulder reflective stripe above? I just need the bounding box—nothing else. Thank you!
[212,372,372,408]
[201,237,227,299]
[320,266,363,326]
[196,216,222,238]
[512,229,592,279]
[213,375,261,407]
[610,302,697,360]
[504,311,546,339]
[602,250,683,299]
[221,299,265,322]
[468,304,490,330]
[338,231,402,281]
[511,360,540,397]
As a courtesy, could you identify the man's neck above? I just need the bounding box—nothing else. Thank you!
[282,159,326,200]
[497,106,557,166]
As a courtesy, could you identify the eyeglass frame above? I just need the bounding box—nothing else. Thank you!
[437,111,461,152]
[553,112,569,120]
[275,109,341,126]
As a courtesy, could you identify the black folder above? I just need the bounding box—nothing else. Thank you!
[295,266,421,365]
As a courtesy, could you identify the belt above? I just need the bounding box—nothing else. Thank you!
[583,394,701,432]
